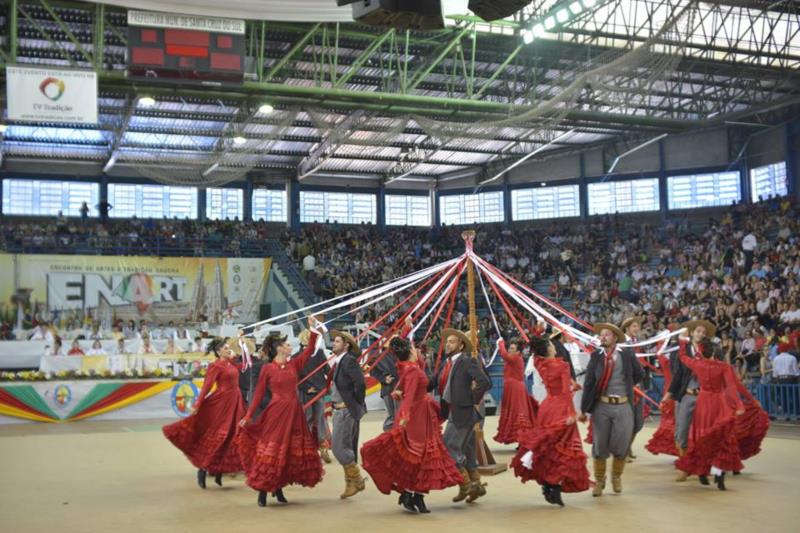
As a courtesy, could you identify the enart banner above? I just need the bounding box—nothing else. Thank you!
[6,66,98,124]
[0,254,271,325]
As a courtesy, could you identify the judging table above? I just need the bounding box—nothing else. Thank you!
[37,353,215,374]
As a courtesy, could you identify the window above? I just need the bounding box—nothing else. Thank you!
[107,184,197,219]
[439,191,505,225]
[206,188,243,220]
[511,184,579,221]
[588,178,660,215]
[750,162,788,201]
[667,171,741,210]
[385,194,431,227]
[1,179,99,216]
[252,189,287,222]
[299,191,376,224]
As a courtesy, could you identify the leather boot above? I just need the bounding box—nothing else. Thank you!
[452,468,470,503]
[611,457,625,493]
[354,464,366,492]
[273,488,288,503]
[257,491,267,507]
[715,473,726,491]
[550,485,565,507]
[675,469,689,482]
[214,473,223,487]
[399,491,416,512]
[319,447,332,464]
[340,464,360,499]
[698,475,710,486]
[542,484,554,504]
[466,469,487,503]
[592,459,606,497]
[413,493,430,514]
[197,469,207,490]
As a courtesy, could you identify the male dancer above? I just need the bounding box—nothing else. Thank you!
[370,339,399,431]
[297,329,333,463]
[621,316,646,461]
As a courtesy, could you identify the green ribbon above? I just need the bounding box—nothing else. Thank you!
[4,385,60,420]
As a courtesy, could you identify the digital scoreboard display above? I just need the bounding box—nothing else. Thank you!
[127,14,245,87]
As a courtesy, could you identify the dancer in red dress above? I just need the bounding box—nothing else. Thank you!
[728,367,770,467]
[236,318,324,507]
[163,337,246,489]
[674,337,744,490]
[361,337,462,514]
[494,337,538,445]
[511,336,590,506]
[647,350,679,456]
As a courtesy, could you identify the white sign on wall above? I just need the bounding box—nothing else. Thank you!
[127,10,245,35]
[6,66,98,124]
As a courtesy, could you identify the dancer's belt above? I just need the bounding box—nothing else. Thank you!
[685,388,700,396]
[332,402,348,410]
[600,395,628,404]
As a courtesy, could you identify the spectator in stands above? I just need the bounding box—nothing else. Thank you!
[141,337,156,355]
[87,339,106,356]
[772,344,799,384]
[29,322,56,343]
[114,338,129,356]
[123,320,138,340]
[45,338,65,357]
[79,202,89,222]
[164,338,183,355]
[759,348,772,385]
[68,339,85,356]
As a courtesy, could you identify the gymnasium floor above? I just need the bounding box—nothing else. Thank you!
[1,413,797,533]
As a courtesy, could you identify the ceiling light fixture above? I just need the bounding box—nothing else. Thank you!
[233,136,247,145]
[258,103,274,114]
[138,96,156,107]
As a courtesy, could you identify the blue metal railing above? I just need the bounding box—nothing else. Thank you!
[751,383,800,421]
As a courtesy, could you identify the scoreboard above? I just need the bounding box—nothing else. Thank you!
[127,11,245,87]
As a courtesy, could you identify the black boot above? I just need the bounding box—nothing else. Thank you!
[542,484,554,504]
[400,491,416,512]
[715,473,726,491]
[550,485,565,507]
[733,471,741,476]
[214,473,223,487]
[699,475,710,486]
[197,469,207,490]
[413,493,430,514]
[258,491,267,507]
[273,488,288,503]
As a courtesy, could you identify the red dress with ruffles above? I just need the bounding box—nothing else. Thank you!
[728,369,770,461]
[361,360,462,495]
[163,358,246,474]
[511,357,590,493]
[674,341,744,475]
[646,354,679,456]
[494,340,538,444]
[236,332,324,493]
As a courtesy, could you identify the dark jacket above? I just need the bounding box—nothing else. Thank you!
[431,353,492,428]
[669,342,722,401]
[333,351,367,421]
[369,353,398,398]
[239,358,270,417]
[298,348,328,402]
[580,347,644,414]
[552,338,577,379]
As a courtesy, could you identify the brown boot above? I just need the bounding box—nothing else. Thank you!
[320,447,332,464]
[340,464,361,499]
[675,470,689,482]
[592,459,606,497]
[611,457,625,493]
[353,464,366,492]
[465,469,487,503]
[452,467,470,503]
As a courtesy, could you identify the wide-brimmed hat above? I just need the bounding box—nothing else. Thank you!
[330,330,362,356]
[441,328,474,355]
[550,329,564,341]
[593,323,626,343]
[228,336,257,356]
[682,320,717,339]
[620,316,643,332]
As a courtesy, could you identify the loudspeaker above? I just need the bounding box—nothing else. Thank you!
[259,304,272,321]
[468,0,533,22]
[352,0,445,30]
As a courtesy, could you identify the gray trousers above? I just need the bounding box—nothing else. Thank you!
[331,408,360,465]
[592,402,635,460]
[443,420,477,470]
[382,395,397,432]
[304,398,331,447]
[675,394,697,450]
[632,400,645,435]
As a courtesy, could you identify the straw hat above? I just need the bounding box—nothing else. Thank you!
[550,329,565,341]
[682,319,717,339]
[620,316,643,332]
[441,328,474,355]
[593,323,626,343]
[227,336,256,356]
[330,330,362,356]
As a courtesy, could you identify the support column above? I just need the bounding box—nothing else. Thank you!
[786,121,799,201]
[377,182,386,233]
[99,175,108,218]
[502,176,511,227]
[578,153,588,220]
[658,139,668,218]
[198,188,207,221]
[243,178,253,221]
[288,179,300,232]
[433,189,441,227]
